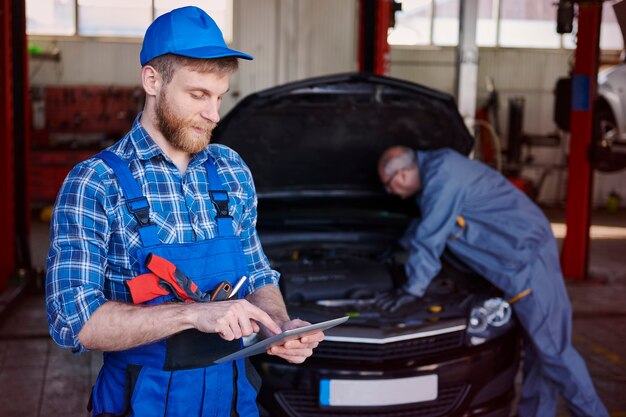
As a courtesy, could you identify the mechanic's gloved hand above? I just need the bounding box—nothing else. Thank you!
[374,287,419,313]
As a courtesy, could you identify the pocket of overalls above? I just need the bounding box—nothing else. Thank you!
[448,215,466,241]
[127,366,170,416]
[91,365,143,417]
[164,329,241,370]
[192,270,241,295]
[244,358,262,393]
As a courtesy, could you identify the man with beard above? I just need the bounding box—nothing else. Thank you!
[45,7,323,416]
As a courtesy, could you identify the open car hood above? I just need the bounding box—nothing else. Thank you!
[214,72,473,193]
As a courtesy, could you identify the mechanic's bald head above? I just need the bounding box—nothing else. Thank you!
[378,146,421,199]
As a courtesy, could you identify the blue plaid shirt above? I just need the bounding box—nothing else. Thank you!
[46,116,280,353]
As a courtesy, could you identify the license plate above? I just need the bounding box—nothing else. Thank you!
[319,374,438,407]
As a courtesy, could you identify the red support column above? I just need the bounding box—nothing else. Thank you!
[0,0,16,290]
[358,0,392,75]
[561,2,602,280]
[13,0,32,272]
[373,0,391,75]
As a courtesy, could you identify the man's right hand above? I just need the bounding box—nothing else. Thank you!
[78,299,282,352]
[188,299,282,341]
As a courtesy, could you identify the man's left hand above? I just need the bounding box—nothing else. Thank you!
[266,319,324,364]
[374,287,419,313]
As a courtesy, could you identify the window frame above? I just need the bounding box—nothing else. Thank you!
[388,0,623,51]
[26,0,232,43]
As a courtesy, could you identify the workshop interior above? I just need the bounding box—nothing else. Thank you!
[1,0,626,416]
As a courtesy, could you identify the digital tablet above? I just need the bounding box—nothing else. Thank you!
[214,316,349,364]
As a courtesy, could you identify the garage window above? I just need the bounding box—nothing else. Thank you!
[77,0,152,37]
[389,0,624,51]
[26,0,76,36]
[26,0,232,42]
[432,0,459,46]
[498,0,561,48]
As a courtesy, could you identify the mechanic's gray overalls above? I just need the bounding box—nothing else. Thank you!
[406,149,609,417]
[88,151,260,417]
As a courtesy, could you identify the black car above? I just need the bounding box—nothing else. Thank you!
[214,72,521,417]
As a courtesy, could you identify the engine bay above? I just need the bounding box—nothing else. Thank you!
[265,242,493,329]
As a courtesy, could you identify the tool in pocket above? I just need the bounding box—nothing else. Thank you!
[126,253,242,304]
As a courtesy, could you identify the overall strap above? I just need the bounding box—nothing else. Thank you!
[94,150,161,247]
[204,156,234,236]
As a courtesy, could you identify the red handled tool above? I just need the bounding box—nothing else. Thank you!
[126,253,235,304]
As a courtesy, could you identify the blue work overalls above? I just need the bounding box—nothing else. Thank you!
[89,151,260,417]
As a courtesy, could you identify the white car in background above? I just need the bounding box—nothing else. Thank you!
[595,1,626,172]
[597,61,626,153]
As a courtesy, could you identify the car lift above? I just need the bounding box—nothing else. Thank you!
[559,1,604,281]
[358,0,400,75]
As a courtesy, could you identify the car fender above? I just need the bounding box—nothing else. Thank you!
[598,66,626,133]
[597,83,623,132]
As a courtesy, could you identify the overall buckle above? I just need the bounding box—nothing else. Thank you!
[209,190,232,219]
[126,197,152,227]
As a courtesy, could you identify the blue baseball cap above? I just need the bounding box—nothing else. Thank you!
[140,6,253,66]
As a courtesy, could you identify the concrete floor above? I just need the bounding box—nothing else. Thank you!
[0,207,625,416]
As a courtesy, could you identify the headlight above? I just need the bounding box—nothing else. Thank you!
[467,297,514,346]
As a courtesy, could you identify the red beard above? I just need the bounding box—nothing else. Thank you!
[155,91,216,154]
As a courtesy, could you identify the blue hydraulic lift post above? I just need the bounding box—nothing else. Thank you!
[561,1,603,280]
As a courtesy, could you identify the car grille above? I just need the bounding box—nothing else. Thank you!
[274,382,469,417]
[312,330,465,362]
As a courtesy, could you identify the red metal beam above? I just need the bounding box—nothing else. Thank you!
[14,0,32,272]
[0,0,16,290]
[358,0,391,75]
[561,2,602,280]
[374,0,391,75]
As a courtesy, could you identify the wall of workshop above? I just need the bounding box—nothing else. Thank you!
[390,46,571,206]
[26,0,359,210]
[28,0,359,115]
[29,40,141,86]
[26,0,625,207]
[233,0,359,102]
[390,46,626,208]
